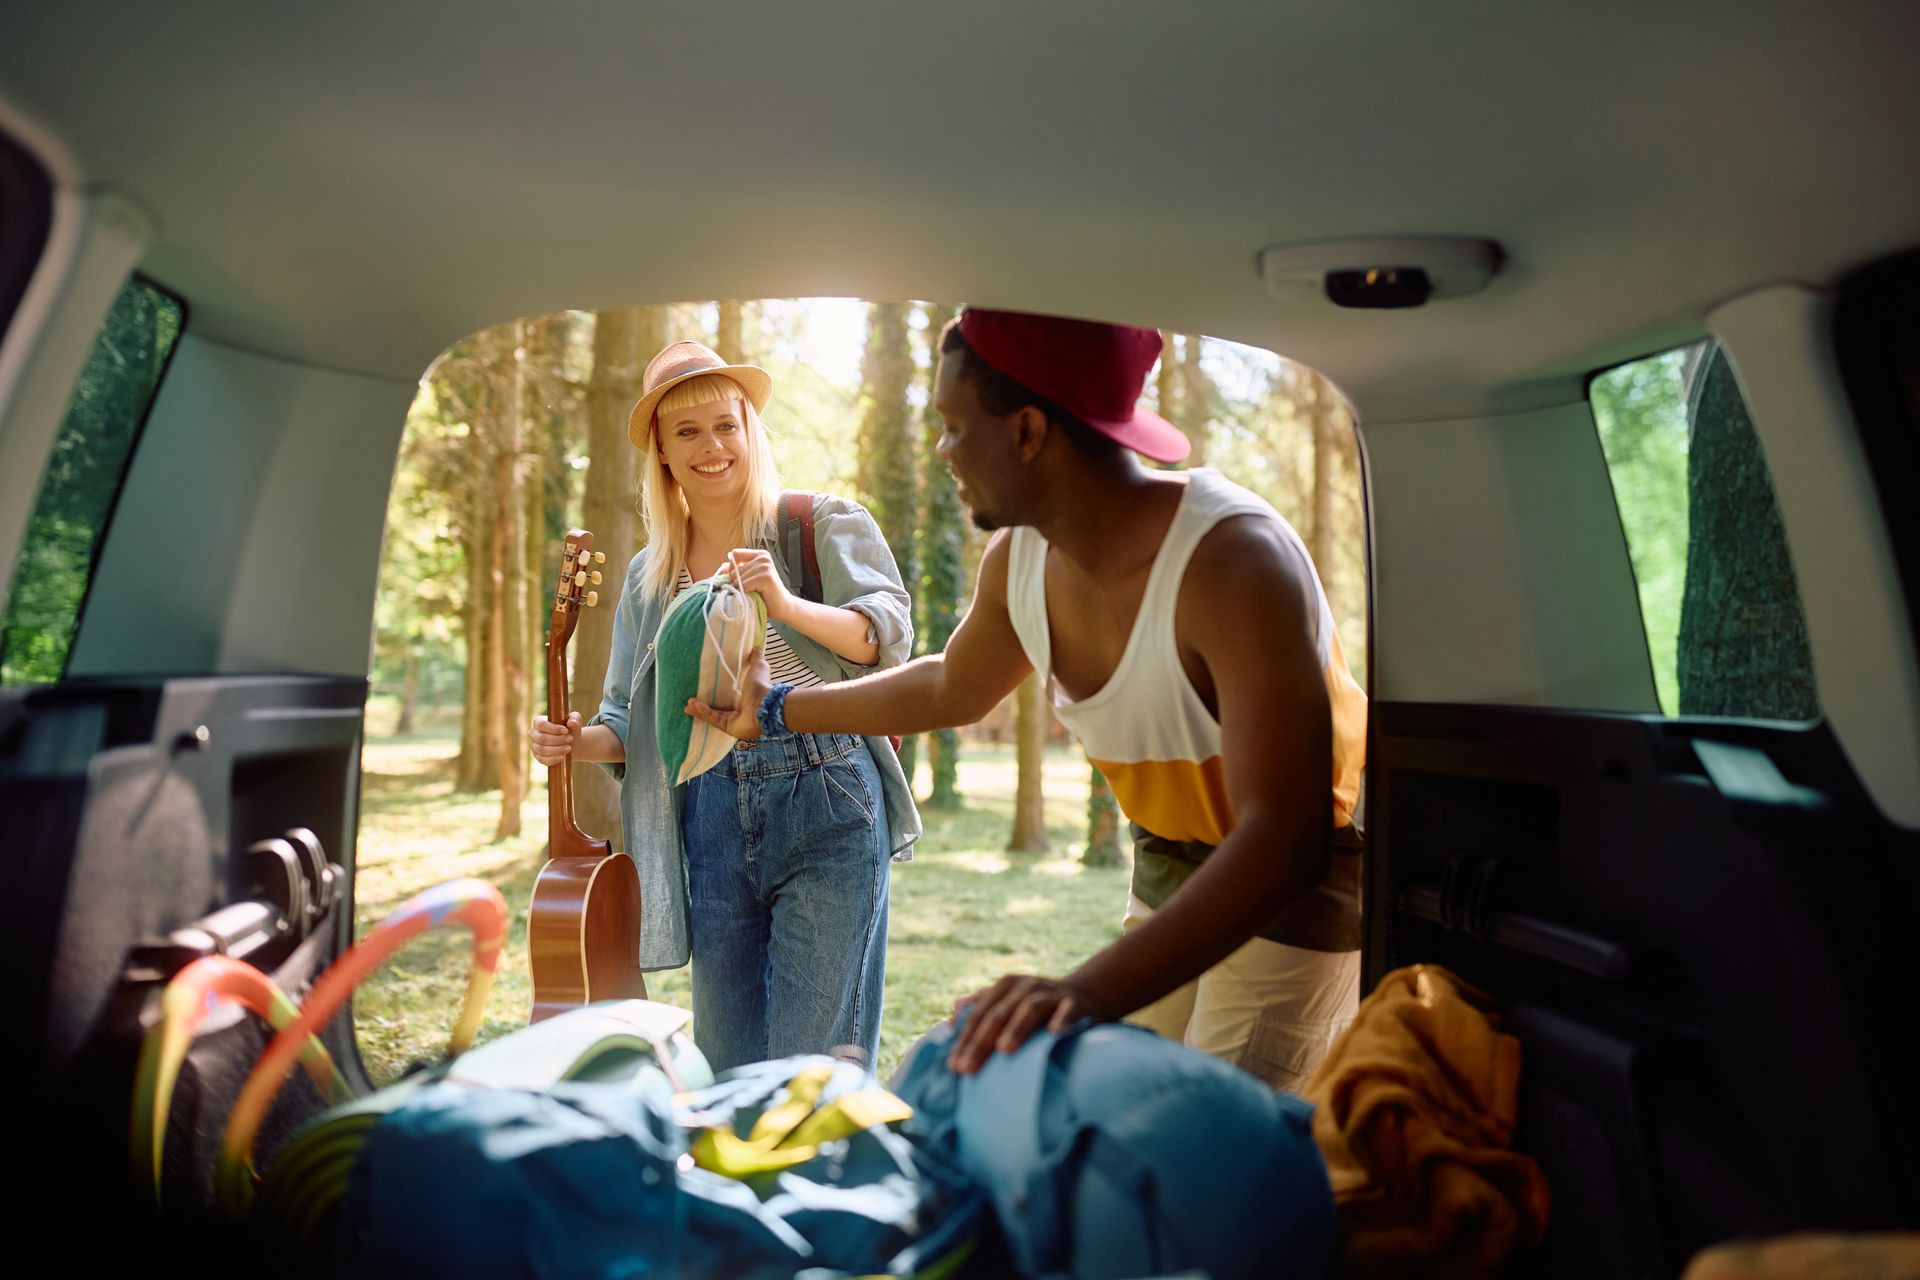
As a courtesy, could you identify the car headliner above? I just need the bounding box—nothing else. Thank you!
[3,2,1918,420]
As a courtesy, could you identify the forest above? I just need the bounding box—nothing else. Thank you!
[372,299,1370,861]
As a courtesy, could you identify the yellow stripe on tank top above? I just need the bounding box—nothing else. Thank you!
[1091,755,1234,846]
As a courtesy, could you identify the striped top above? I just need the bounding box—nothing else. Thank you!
[674,567,823,689]
[1005,468,1366,845]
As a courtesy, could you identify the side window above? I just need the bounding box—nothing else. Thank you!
[0,276,184,684]
[1590,341,1818,719]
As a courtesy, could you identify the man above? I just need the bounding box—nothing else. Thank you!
[689,308,1368,1088]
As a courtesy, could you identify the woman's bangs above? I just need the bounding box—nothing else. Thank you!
[657,374,748,418]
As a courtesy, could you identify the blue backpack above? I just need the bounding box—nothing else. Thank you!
[337,1034,980,1279]
[891,1016,1336,1280]
[673,1055,983,1279]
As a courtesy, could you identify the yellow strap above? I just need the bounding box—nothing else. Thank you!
[690,1127,821,1178]
[785,1089,914,1148]
[745,1064,834,1145]
[690,1073,916,1179]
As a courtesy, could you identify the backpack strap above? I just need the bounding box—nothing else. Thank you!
[780,490,822,604]
[777,490,903,754]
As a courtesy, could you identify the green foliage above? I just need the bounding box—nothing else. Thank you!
[860,303,919,579]
[1084,765,1127,867]
[1676,347,1818,719]
[860,302,921,770]
[2,278,181,684]
[373,384,471,690]
[1591,350,1691,713]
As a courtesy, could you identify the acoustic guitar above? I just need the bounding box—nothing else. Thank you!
[527,529,648,1022]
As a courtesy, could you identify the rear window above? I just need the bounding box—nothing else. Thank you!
[0,276,183,684]
[1590,341,1818,719]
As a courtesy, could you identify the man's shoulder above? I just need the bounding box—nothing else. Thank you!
[1181,508,1320,629]
[1187,467,1297,532]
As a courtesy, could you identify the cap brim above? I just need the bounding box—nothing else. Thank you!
[1082,404,1192,464]
[627,364,774,448]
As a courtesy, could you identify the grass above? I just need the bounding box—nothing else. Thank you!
[351,701,1129,1085]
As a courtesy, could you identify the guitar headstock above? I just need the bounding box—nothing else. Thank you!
[550,528,608,644]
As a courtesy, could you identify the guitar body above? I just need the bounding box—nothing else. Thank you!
[526,529,649,1024]
[528,843,646,1022]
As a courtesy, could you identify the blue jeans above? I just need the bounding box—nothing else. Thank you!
[681,731,890,1073]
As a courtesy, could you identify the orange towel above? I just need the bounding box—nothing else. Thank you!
[1299,964,1551,1277]
[1681,1232,1920,1280]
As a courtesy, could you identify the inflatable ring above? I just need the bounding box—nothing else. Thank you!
[216,878,508,1217]
[131,954,349,1200]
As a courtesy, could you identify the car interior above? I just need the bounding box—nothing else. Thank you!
[2,4,1917,1272]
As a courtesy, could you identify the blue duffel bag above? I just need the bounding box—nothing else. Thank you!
[891,1016,1336,1280]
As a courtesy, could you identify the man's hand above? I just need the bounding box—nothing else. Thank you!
[948,973,1106,1073]
[685,646,770,741]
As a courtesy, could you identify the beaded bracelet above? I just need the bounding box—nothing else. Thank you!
[757,682,797,739]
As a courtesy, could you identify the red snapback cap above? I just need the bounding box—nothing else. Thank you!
[957,308,1191,464]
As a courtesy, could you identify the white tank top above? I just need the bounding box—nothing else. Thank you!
[1005,468,1366,844]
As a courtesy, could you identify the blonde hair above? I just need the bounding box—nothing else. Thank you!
[638,373,781,599]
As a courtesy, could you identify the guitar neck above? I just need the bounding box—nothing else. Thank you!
[545,530,608,861]
[546,622,577,854]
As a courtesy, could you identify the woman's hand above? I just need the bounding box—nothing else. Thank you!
[528,711,581,765]
[724,548,796,623]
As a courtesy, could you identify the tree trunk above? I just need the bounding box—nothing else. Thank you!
[920,303,965,809]
[492,327,530,843]
[397,646,419,737]
[458,476,492,791]
[1182,334,1209,468]
[1157,330,1178,420]
[519,317,559,848]
[1676,346,1817,718]
[1084,762,1126,867]
[1308,372,1338,579]
[572,305,652,842]
[924,728,959,810]
[858,302,917,566]
[1008,674,1050,853]
[485,445,514,835]
[860,301,919,763]
[716,299,744,362]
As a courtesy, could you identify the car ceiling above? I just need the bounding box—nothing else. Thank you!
[3,1,1918,420]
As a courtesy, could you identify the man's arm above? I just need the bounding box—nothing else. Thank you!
[947,516,1334,1071]
[688,529,1034,738]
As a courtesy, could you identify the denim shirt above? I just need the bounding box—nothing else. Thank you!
[586,493,922,971]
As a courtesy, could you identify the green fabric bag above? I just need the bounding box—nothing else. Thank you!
[655,573,767,785]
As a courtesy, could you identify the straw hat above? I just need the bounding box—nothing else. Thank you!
[627,340,773,448]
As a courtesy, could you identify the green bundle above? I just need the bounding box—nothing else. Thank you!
[654,575,766,784]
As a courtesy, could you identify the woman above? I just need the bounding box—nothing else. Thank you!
[530,340,918,1072]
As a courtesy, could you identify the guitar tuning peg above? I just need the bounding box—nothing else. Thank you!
[585,591,599,607]
[574,570,587,586]
[593,552,606,564]
[590,571,602,585]
[577,550,591,566]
